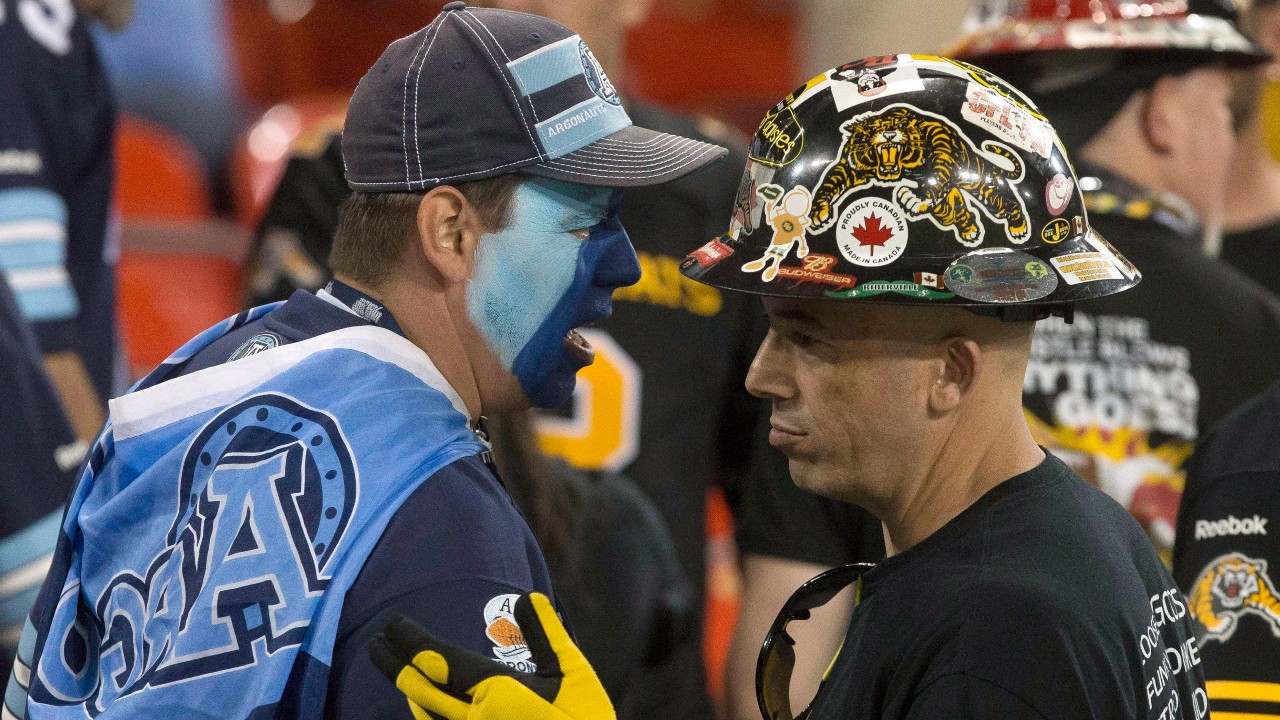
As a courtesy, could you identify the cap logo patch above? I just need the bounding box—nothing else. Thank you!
[809,103,1031,249]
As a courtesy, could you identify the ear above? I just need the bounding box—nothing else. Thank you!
[415,186,486,285]
[1141,76,1185,155]
[928,336,981,414]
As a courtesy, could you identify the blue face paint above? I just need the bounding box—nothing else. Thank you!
[467,177,640,408]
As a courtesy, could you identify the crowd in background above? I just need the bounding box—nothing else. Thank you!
[3,0,1280,719]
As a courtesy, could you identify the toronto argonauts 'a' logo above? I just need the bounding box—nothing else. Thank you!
[36,394,358,714]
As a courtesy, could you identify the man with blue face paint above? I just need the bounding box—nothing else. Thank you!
[467,179,630,409]
[5,5,725,720]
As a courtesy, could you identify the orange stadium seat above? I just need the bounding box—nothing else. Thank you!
[114,114,213,220]
[113,114,246,378]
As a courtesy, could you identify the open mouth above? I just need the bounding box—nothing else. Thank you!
[876,142,903,180]
[564,328,595,365]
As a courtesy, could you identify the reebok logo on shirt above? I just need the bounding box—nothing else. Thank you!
[1195,514,1269,540]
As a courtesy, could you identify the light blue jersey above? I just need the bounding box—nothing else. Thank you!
[7,306,487,719]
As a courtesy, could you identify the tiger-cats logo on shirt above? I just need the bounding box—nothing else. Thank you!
[1189,553,1280,643]
[808,104,1031,248]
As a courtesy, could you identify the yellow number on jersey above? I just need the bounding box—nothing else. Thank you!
[533,329,641,472]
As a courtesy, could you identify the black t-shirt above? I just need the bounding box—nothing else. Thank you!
[1172,378,1280,717]
[1220,219,1280,300]
[810,452,1207,720]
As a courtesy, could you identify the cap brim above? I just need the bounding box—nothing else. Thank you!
[523,125,729,188]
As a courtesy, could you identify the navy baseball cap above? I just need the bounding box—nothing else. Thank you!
[342,2,728,191]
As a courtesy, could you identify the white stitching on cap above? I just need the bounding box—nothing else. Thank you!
[413,20,447,185]
[464,8,513,62]
[538,151,711,177]
[456,11,544,132]
[542,144,711,169]
[539,156,705,174]
[566,136,691,160]
[403,25,435,185]
[561,140,705,165]
[350,154,540,188]
[590,135,693,148]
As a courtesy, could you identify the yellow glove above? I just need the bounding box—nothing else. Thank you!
[367,592,616,720]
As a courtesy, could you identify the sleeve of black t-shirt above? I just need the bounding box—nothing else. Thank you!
[905,673,1050,719]
[733,408,885,567]
[325,457,556,720]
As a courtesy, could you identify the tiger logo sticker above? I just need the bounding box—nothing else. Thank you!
[1189,553,1280,643]
[808,104,1031,248]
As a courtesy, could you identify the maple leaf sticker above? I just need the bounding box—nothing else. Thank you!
[852,213,894,255]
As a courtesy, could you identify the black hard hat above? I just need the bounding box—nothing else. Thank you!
[680,55,1139,315]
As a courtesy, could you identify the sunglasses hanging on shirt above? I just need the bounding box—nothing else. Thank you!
[756,562,875,720]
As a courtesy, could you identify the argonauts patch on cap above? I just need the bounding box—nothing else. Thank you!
[341,2,727,191]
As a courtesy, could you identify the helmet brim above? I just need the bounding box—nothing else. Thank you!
[680,227,1141,307]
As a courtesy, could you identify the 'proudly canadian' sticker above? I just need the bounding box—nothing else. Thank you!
[835,197,908,267]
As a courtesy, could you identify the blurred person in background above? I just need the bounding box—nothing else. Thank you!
[724,3,1280,717]
[4,5,728,719]
[1219,0,1280,296]
[90,0,242,206]
[1173,376,1280,717]
[952,0,1280,559]
[0,0,131,697]
[0,280,83,687]
[243,2,762,717]
[0,0,127,436]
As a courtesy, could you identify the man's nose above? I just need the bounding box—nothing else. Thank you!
[744,330,794,401]
[590,219,642,289]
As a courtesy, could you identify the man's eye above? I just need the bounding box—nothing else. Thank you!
[791,330,819,348]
